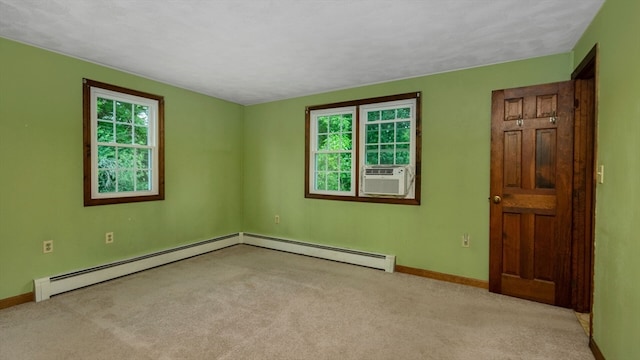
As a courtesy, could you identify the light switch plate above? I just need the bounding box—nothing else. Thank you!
[597,165,604,184]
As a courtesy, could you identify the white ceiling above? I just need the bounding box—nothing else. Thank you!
[0,0,604,105]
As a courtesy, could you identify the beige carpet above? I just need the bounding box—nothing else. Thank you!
[0,245,593,359]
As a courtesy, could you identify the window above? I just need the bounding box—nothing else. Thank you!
[305,92,421,205]
[308,107,356,196]
[83,79,164,206]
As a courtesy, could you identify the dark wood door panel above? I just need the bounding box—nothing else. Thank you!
[534,215,556,281]
[502,213,521,276]
[502,274,555,305]
[503,131,523,187]
[536,129,557,189]
[490,81,574,308]
[502,194,556,215]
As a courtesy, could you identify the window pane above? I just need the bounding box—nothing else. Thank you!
[315,172,326,190]
[397,107,411,119]
[97,121,114,143]
[317,134,328,150]
[98,169,116,193]
[134,126,148,145]
[381,109,396,120]
[339,133,352,150]
[326,172,339,191]
[367,111,380,121]
[327,153,339,171]
[396,121,411,142]
[317,116,329,133]
[117,147,134,168]
[97,146,116,168]
[340,153,351,171]
[118,170,135,191]
[328,134,344,151]
[366,124,379,144]
[136,170,150,191]
[340,172,351,191]
[97,98,114,120]
[316,153,327,171]
[396,144,410,165]
[115,101,133,123]
[137,148,150,169]
[380,123,395,143]
[366,145,379,165]
[329,116,340,132]
[116,124,132,144]
[341,115,352,132]
[380,145,395,164]
[134,105,149,126]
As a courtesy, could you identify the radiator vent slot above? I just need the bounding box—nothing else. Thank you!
[365,167,395,176]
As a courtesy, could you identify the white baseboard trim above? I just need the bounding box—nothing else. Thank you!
[34,233,240,302]
[240,232,395,273]
[33,232,396,302]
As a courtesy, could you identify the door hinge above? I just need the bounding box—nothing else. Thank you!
[574,99,580,109]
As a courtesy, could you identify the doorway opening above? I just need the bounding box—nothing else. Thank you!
[571,44,598,337]
[488,44,598,321]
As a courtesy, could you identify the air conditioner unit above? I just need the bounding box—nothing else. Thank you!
[362,166,408,196]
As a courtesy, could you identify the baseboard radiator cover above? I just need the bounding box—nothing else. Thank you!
[240,233,395,273]
[33,232,395,302]
[34,233,241,302]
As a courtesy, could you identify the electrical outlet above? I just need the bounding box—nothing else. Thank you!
[43,240,53,253]
[462,234,470,248]
[274,215,280,224]
[105,232,114,244]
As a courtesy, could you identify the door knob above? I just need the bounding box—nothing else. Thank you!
[492,195,502,204]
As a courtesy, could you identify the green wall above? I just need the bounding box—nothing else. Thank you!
[0,38,244,299]
[573,0,640,359]
[4,5,638,356]
[243,53,571,281]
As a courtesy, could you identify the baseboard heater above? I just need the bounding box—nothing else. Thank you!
[33,232,395,302]
[241,233,395,273]
[34,233,240,302]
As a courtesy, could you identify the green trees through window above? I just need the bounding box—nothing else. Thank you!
[315,113,353,192]
[96,98,152,193]
[365,107,411,165]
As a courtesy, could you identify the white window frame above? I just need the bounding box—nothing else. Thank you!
[90,88,159,199]
[308,106,356,196]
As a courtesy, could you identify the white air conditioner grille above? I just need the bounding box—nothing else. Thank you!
[361,166,408,196]
[364,178,402,195]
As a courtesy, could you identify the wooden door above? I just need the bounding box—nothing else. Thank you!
[489,81,574,307]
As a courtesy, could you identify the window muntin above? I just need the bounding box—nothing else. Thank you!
[83,79,164,206]
[305,92,421,205]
